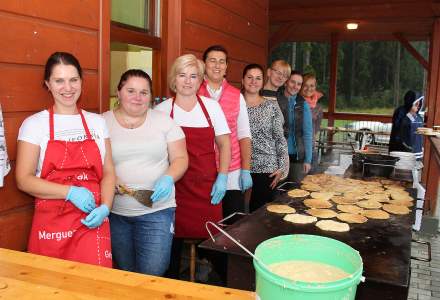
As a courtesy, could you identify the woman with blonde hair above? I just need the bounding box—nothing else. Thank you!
[155,54,231,278]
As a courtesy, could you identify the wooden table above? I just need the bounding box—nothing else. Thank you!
[0,248,255,300]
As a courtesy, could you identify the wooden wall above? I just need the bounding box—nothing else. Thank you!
[0,1,109,250]
[179,0,269,87]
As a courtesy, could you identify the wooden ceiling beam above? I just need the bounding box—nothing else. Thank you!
[268,22,295,52]
[270,2,435,23]
[393,33,429,69]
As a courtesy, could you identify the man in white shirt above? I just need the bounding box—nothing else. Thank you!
[198,45,252,218]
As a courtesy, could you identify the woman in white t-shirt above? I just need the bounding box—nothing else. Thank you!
[155,54,231,277]
[15,52,115,267]
[103,69,188,276]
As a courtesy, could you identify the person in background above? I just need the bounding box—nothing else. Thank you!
[103,69,188,276]
[283,71,313,183]
[300,73,323,171]
[262,59,291,104]
[389,90,419,153]
[155,54,231,279]
[16,52,115,267]
[198,45,252,218]
[242,64,289,212]
[397,93,424,159]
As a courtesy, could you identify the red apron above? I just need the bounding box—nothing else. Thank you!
[27,107,112,267]
[171,96,222,238]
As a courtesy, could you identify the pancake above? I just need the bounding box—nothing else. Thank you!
[331,196,359,205]
[357,200,382,209]
[337,204,363,214]
[316,220,350,232]
[336,213,368,224]
[382,204,411,215]
[363,193,389,202]
[287,189,310,198]
[304,198,333,209]
[283,213,317,224]
[387,199,414,207]
[310,192,335,201]
[306,208,338,219]
[267,204,296,214]
[361,209,390,220]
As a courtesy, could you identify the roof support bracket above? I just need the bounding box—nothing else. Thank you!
[393,32,429,70]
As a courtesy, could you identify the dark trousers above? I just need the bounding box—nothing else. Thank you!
[249,173,275,212]
[222,190,245,218]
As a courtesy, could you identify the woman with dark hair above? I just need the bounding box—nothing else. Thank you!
[16,52,115,267]
[103,69,188,276]
[395,92,424,159]
[242,64,289,212]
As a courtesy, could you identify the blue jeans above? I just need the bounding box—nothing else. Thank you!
[109,207,175,276]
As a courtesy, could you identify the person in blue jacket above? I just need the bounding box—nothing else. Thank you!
[398,93,424,159]
[389,90,419,153]
[281,71,313,183]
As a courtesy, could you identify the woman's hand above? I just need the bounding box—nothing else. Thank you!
[66,186,96,213]
[81,204,110,228]
[269,170,282,190]
[303,163,312,174]
[151,175,174,202]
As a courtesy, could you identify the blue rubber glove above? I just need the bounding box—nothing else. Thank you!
[66,186,96,213]
[239,169,253,192]
[151,175,174,202]
[81,204,109,229]
[210,173,228,205]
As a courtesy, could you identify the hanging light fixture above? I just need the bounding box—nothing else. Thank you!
[346,23,359,30]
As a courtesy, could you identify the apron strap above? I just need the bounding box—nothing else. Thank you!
[197,95,214,128]
[48,106,92,141]
[170,96,213,128]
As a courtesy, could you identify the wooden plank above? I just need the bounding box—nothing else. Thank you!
[394,33,429,69]
[269,22,296,51]
[0,65,99,112]
[0,0,99,30]
[184,0,268,48]
[273,19,433,42]
[110,24,161,49]
[0,12,98,70]
[0,207,33,250]
[0,248,255,299]
[323,112,392,123]
[99,0,110,113]
[208,0,268,29]
[0,164,33,212]
[327,33,339,129]
[270,2,435,23]
[182,22,266,66]
[2,113,29,161]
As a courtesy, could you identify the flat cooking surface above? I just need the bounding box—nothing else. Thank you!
[200,189,415,287]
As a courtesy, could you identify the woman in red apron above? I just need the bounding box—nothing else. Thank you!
[15,52,115,267]
[155,54,231,278]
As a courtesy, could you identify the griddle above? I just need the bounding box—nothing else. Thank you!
[200,188,415,299]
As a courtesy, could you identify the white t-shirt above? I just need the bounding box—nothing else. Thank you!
[18,110,109,177]
[154,96,230,136]
[103,109,185,217]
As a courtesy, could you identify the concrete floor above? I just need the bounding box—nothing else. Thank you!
[408,232,440,300]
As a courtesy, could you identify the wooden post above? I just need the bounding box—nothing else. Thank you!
[423,18,440,212]
[328,33,339,129]
[99,0,110,113]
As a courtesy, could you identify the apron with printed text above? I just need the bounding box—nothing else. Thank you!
[170,96,221,238]
[27,107,112,267]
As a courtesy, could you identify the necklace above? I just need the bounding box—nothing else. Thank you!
[116,109,147,129]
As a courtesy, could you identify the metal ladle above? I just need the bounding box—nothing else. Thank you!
[205,221,270,271]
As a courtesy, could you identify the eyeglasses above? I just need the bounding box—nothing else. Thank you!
[271,68,288,79]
